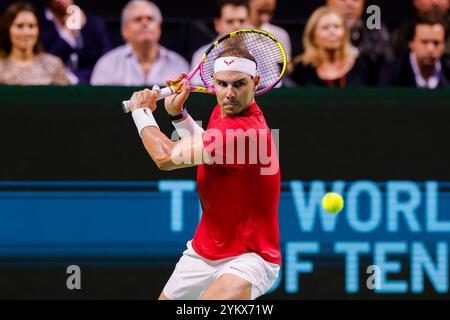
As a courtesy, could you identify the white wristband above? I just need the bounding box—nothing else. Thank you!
[132,108,159,135]
[173,114,204,139]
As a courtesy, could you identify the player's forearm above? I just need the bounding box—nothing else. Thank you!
[131,107,203,171]
[140,126,203,171]
[132,108,176,170]
[141,128,207,171]
[172,114,204,139]
[140,127,177,170]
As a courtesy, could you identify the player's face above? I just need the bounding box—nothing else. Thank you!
[413,0,450,15]
[215,5,250,36]
[327,0,365,25]
[9,11,39,52]
[213,71,259,117]
[249,0,276,28]
[409,24,446,67]
[314,13,346,51]
[122,3,161,46]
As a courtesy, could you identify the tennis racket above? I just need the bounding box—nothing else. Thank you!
[121,28,287,113]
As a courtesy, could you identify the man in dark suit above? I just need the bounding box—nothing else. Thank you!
[379,13,450,88]
[39,0,111,84]
[391,0,450,58]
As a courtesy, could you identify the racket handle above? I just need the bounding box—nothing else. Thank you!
[121,85,175,113]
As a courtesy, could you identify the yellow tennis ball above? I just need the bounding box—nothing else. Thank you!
[322,192,344,214]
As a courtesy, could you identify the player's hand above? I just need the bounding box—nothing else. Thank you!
[128,89,158,113]
[164,73,190,116]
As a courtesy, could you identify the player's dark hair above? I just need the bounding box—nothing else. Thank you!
[218,47,257,67]
[0,1,43,58]
[407,11,448,42]
[215,0,250,18]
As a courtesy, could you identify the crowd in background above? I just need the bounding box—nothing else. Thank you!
[0,0,449,88]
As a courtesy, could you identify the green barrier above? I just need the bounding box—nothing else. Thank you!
[1,85,449,181]
[2,85,450,108]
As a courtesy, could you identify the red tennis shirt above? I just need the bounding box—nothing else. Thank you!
[191,102,281,265]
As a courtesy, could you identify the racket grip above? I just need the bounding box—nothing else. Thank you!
[121,85,175,113]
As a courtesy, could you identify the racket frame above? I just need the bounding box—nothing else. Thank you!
[122,28,287,113]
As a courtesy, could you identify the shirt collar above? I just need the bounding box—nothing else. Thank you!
[409,51,441,88]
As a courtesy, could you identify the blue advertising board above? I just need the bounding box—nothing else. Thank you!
[1,180,448,296]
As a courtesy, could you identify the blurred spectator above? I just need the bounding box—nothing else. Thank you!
[392,0,450,57]
[0,2,69,85]
[248,0,292,61]
[190,0,251,85]
[91,0,189,86]
[39,0,111,84]
[327,0,394,84]
[290,6,370,87]
[379,13,450,87]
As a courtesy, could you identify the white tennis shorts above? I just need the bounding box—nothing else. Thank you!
[162,240,280,300]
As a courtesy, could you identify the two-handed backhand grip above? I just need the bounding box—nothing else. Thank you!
[121,85,175,113]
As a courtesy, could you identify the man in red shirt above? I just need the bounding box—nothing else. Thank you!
[127,47,281,300]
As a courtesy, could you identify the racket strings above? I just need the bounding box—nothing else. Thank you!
[201,31,285,90]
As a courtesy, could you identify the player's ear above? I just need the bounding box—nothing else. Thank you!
[253,75,260,91]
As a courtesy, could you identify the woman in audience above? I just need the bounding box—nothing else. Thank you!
[0,2,69,85]
[290,6,370,87]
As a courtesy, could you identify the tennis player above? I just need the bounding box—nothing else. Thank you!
[127,47,281,300]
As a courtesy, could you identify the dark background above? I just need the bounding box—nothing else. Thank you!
[1,86,449,182]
